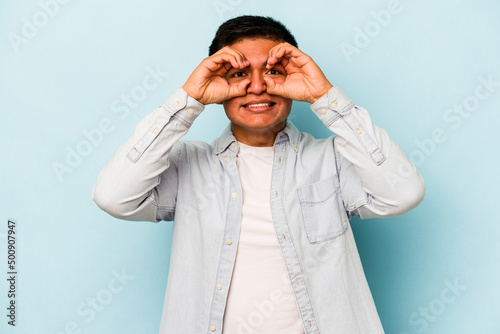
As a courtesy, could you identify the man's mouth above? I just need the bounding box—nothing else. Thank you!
[242,102,276,109]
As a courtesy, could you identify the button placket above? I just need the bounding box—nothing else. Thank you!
[269,141,319,333]
[207,151,242,333]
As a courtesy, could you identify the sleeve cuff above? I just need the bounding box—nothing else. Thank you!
[160,87,205,125]
[310,85,386,165]
[126,88,204,163]
[310,85,356,126]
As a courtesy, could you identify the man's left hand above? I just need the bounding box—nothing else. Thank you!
[264,43,333,104]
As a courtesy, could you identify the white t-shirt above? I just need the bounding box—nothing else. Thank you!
[222,142,304,334]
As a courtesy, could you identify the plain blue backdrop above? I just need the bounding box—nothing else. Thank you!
[1,0,499,333]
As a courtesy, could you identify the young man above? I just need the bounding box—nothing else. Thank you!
[93,15,425,334]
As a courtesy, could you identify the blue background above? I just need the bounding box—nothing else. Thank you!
[1,0,499,333]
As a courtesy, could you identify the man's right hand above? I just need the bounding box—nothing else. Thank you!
[182,46,251,105]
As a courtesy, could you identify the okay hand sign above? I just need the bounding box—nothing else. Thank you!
[264,43,333,104]
[182,46,251,105]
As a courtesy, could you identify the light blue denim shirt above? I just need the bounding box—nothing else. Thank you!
[93,86,425,333]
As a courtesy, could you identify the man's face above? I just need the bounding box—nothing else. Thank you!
[222,38,292,144]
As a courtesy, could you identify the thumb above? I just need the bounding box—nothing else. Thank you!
[263,77,283,96]
[228,79,250,98]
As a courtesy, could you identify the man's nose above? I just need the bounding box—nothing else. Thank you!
[246,72,266,95]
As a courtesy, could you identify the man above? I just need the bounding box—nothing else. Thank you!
[93,15,425,333]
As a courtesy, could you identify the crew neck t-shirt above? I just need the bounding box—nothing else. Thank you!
[222,141,304,334]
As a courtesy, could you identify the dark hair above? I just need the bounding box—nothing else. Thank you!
[208,15,298,56]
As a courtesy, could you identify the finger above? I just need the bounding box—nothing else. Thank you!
[263,77,285,97]
[205,53,244,73]
[279,57,289,69]
[215,46,249,68]
[267,48,290,68]
[226,47,249,68]
[267,44,306,70]
[267,42,289,59]
[228,47,250,67]
[266,43,283,68]
[267,44,300,68]
[227,78,251,99]
[273,47,300,63]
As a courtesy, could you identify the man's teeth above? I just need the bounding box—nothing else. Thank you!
[245,103,272,108]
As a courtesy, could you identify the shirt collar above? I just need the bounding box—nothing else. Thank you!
[213,120,301,155]
[213,123,235,155]
[275,120,300,152]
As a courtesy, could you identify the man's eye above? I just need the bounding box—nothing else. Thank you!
[267,69,281,75]
[232,72,245,78]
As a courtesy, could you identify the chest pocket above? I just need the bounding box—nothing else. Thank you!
[297,174,348,244]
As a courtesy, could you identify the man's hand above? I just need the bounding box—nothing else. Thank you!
[182,47,251,105]
[264,43,333,104]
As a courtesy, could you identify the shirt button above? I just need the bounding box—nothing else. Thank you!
[230,142,236,148]
[321,108,327,114]
[231,193,237,198]
[210,325,216,332]
[356,128,362,134]
[216,284,222,290]
[226,239,233,245]
[187,107,194,115]
[176,101,184,108]
[225,157,231,163]
[217,148,222,152]
[153,128,159,134]
[330,101,338,109]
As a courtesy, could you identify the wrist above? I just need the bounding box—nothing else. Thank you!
[309,83,334,104]
[182,84,204,105]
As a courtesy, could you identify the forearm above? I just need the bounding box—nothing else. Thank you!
[92,88,204,221]
[311,86,425,218]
